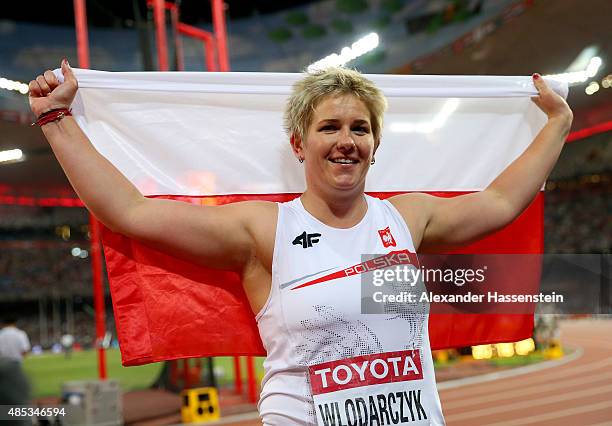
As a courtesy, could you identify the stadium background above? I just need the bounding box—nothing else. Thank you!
[0,0,610,424]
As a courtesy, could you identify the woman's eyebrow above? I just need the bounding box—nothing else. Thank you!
[317,118,370,125]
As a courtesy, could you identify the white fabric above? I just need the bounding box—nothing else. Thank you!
[257,195,444,425]
[57,69,567,196]
[0,326,31,362]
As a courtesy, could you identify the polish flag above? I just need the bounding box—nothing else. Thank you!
[67,70,566,366]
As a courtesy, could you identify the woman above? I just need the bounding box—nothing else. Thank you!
[29,60,572,425]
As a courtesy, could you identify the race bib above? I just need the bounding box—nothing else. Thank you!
[309,349,431,425]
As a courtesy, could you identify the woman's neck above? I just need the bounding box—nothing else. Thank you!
[300,189,368,229]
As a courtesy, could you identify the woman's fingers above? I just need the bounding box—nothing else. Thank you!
[61,59,78,88]
[28,80,42,98]
[44,70,59,89]
[532,73,545,90]
[532,73,551,99]
[531,74,544,106]
[530,73,572,121]
[36,74,51,96]
[28,61,76,116]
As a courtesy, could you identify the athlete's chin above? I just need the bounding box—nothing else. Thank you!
[330,177,364,192]
[318,168,367,193]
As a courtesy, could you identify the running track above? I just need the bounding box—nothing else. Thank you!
[438,319,612,425]
[215,319,612,425]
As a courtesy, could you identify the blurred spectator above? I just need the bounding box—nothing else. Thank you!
[0,304,116,350]
[0,318,31,412]
[0,242,104,298]
[544,174,611,254]
[0,318,30,361]
[61,332,74,358]
[0,205,88,232]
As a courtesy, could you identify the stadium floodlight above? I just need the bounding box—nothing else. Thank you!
[0,76,29,94]
[585,81,600,95]
[545,56,602,85]
[0,148,24,164]
[565,45,598,72]
[307,32,380,72]
[389,99,460,134]
[545,45,604,86]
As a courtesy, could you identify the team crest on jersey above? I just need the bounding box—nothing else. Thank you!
[378,226,396,248]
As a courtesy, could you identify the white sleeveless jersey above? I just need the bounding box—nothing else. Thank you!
[256,195,445,426]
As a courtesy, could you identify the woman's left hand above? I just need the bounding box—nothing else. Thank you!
[531,73,573,124]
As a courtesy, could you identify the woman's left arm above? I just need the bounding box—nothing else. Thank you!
[392,74,573,252]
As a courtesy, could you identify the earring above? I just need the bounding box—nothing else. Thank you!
[299,158,304,163]
[370,157,375,165]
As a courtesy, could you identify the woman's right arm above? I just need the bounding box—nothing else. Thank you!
[30,60,263,272]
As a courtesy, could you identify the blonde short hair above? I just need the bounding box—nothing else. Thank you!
[284,67,387,144]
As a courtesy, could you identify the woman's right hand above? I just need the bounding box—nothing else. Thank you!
[28,59,78,118]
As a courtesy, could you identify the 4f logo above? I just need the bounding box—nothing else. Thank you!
[378,226,396,248]
[293,231,321,249]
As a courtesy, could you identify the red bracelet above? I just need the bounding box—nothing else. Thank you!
[31,108,73,127]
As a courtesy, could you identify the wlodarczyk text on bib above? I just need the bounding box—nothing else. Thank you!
[308,349,431,426]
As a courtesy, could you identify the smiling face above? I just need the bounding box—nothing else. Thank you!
[292,94,377,197]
